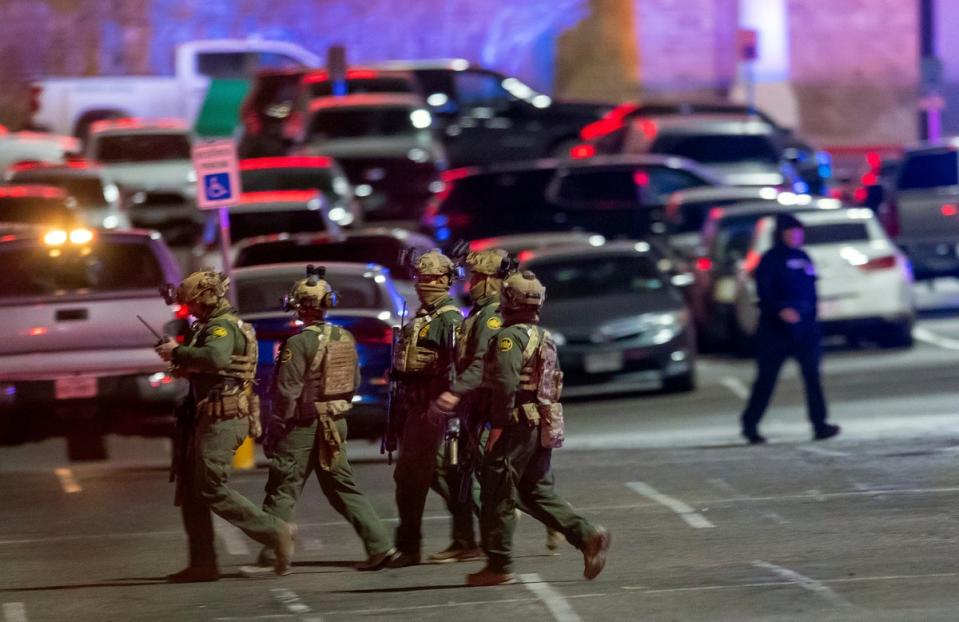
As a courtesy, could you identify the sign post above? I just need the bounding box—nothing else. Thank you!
[191,137,242,281]
[737,28,759,108]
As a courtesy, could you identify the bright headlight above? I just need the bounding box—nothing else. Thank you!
[102,215,120,229]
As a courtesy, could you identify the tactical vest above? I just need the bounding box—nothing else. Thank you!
[194,314,261,436]
[393,304,460,374]
[207,314,257,382]
[301,324,359,417]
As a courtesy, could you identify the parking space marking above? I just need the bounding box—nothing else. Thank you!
[53,468,81,494]
[913,326,959,350]
[720,376,749,400]
[213,515,251,556]
[798,446,850,458]
[520,573,582,622]
[2,603,27,622]
[626,482,715,528]
[623,571,959,595]
[271,588,311,615]
[301,537,324,552]
[752,561,851,607]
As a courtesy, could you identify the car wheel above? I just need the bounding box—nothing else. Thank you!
[663,370,696,393]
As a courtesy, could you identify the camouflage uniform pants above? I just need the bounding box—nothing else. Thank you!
[480,423,596,573]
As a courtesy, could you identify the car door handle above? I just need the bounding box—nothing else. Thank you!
[56,308,88,321]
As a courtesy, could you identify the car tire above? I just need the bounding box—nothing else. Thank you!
[878,320,914,349]
[662,370,696,393]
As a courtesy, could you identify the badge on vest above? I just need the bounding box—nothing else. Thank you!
[499,337,514,352]
[487,317,503,330]
[418,325,430,338]
[208,326,229,339]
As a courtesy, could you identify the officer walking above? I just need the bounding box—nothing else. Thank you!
[740,213,841,444]
[469,271,610,587]
[388,251,464,568]
[155,270,295,582]
[239,267,395,576]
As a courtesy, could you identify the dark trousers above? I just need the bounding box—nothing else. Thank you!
[741,323,829,434]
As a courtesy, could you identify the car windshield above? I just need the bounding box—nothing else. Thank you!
[529,255,666,301]
[307,78,415,98]
[241,167,343,198]
[235,236,410,277]
[95,133,191,163]
[307,107,416,140]
[898,151,958,189]
[0,239,162,298]
[237,273,381,314]
[651,134,779,164]
[228,209,327,242]
[803,222,871,245]
[0,197,74,226]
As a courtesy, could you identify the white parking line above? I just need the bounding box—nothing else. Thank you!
[720,376,749,400]
[213,515,251,556]
[623,571,959,594]
[518,574,582,622]
[626,482,715,528]
[798,445,850,458]
[301,537,323,552]
[53,468,81,494]
[752,561,852,607]
[913,326,959,350]
[271,588,311,615]
[2,603,27,622]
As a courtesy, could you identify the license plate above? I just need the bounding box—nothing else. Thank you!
[584,351,624,374]
[54,376,97,400]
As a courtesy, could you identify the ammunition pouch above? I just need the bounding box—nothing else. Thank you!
[197,382,261,437]
[317,413,345,472]
[301,324,359,421]
[392,305,459,374]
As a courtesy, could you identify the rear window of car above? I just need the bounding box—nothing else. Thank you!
[898,151,958,189]
[237,273,380,314]
[650,134,779,164]
[95,133,191,162]
[0,197,75,226]
[307,78,415,98]
[0,239,162,298]
[241,167,344,199]
[307,107,417,140]
[554,170,641,206]
[235,237,409,277]
[228,209,327,242]
[528,255,666,301]
[803,222,870,245]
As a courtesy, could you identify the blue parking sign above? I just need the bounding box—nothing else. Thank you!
[203,172,233,202]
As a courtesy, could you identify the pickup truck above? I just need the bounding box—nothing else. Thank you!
[31,39,320,139]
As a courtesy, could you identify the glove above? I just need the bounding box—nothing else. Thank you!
[427,400,456,425]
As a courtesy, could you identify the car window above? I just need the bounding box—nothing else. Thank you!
[0,239,162,298]
[802,222,870,245]
[226,209,327,242]
[197,52,255,79]
[237,273,380,314]
[95,133,191,162]
[235,237,409,277]
[454,72,510,109]
[307,107,416,139]
[554,170,642,206]
[650,134,779,164]
[307,77,415,98]
[240,168,343,198]
[257,53,304,71]
[0,197,75,226]
[898,151,958,189]
[713,216,762,264]
[646,167,708,199]
[529,255,666,301]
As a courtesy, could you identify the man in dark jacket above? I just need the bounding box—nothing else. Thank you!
[740,213,841,445]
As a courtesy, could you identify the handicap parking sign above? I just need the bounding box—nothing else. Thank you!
[203,172,232,202]
[192,138,241,210]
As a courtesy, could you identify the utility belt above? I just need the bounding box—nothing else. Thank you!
[197,381,262,437]
[512,394,564,449]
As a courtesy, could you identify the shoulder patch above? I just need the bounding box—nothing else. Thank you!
[418,325,430,338]
[499,337,514,352]
[486,316,503,330]
[280,348,293,363]
[208,326,229,339]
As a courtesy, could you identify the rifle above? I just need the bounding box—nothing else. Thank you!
[442,323,460,466]
[381,300,407,465]
[137,314,165,347]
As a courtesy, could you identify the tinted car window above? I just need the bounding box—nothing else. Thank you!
[227,209,327,242]
[235,237,409,277]
[454,72,510,108]
[898,151,958,189]
[95,133,191,162]
[554,170,641,206]
[237,273,380,314]
[197,52,253,79]
[438,169,554,239]
[307,108,415,139]
[530,255,666,301]
[241,168,343,198]
[0,239,162,298]
[650,134,779,164]
[647,167,708,198]
[0,197,74,226]
[803,222,870,245]
[307,78,415,98]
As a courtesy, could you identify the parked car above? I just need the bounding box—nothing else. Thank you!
[0,226,186,427]
[232,227,436,308]
[520,241,696,396]
[0,185,80,228]
[232,262,405,439]
[290,93,445,221]
[84,118,197,241]
[881,142,959,281]
[0,131,80,172]
[422,155,723,245]
[192,189,334,271]
[31,38,319,139]
[6,160,129,230]
[733,208,914,349]
[469,231,607,257]
[239,156,361,227]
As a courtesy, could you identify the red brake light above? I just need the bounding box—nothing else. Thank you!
[942,204,958,217]
[743,250,761,274]
[518,250,534,263]
[858,255,897,271]
[441,167,478,183]
[695,257,713,272]
[579,102,638,140]
[633,170,650,186]
[569,144,596,159]
[239,156,332,170]
[346,69,380,79]
[638,119,658,140]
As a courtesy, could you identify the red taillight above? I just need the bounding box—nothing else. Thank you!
[695,257,713,272]
[858,255,897,271]
[353,322,393,345]
[518,250,534,263]
[638,119,658,141]
[569,144,596,159]
[633,170,649,186]
[942,204,958,217]
[853,186,868,204]
[742,250,761,274]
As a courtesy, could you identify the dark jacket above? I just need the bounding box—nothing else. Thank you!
[755,244,818,329]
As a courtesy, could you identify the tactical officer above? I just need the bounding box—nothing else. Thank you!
[239,267,395,576]
[469,271,610,587]
[388,250,464,568]
[155,270,295,582]
[740,213,841,444]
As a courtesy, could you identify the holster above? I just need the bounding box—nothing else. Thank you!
[317,413,345,472]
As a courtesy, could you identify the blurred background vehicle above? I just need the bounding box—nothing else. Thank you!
[232,261,405,440]
[521,240,696,396]
[290,93,445,221]
[232,227,435,308]
[0,185,80,229]
[662,186,782,256]
[5,160,130,230]
[0,131,79,172]
[84,118,198,243]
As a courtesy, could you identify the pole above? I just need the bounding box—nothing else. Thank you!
[919,0,940,143]
[218,206,235,305]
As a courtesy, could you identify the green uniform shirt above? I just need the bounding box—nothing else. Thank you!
[172,302,247,398]
[272,321,359,423]
[483,322,544,428]
[451,294,502,396]
[402,295,463,385]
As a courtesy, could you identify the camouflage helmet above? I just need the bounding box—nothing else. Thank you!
[413,250,457,279]
[285,265,338,311]
[465,248,509,277]
[176,270,229,307]
[501,270,546,310]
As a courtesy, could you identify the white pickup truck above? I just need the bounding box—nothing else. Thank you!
[32,39,320,138]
